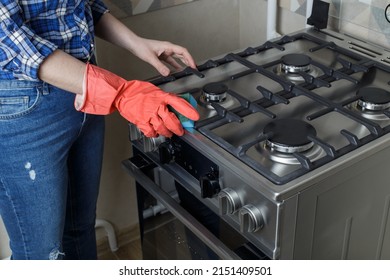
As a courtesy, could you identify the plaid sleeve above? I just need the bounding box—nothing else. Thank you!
[0,1,57,81]
[89,0,110,24]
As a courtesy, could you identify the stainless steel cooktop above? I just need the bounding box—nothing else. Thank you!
[146,28,390,185]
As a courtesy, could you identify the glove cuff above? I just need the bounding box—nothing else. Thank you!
[75,63,126,115]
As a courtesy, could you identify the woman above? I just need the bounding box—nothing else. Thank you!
[0,0,199,259]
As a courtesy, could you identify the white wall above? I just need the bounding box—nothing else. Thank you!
[239,0,268,47]
[239,0,307,46]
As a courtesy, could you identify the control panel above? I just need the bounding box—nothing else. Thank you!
[158,137,267,233]
[158,137,220,199]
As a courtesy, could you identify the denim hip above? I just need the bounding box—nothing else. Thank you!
[0,79,105,259]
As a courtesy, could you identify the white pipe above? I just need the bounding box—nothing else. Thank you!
[143,202,167,219]
[306,0,314,28]
[143,192,179,219]
[267,0,281,40]
[95,219,118,252]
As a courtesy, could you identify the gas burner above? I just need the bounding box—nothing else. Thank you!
[349,87,390,122]
[273,53,320,82]
[202,82,228,102]
[281,54,311,73]
[256,119,324,165]
[257,142,324,165]
[263,119,317,153]
[357,87,390,111]
[199,82,235,110]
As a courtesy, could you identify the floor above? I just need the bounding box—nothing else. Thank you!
[97,212,203,260]
[98,238,143,260]
[96,195,270,260]
[97,212,177,260]
[97,211,262,260]
[97,223,144,260]
[141,213,210,260]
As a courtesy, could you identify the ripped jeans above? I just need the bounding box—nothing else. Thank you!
[0,80,104,259]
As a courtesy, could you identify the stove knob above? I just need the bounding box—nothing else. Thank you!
[239,204,264,233]
[143,135,166,152]
[158,141,180,164]
[129,123,142,141]
[200,172,220,198]
[218,188,242,215]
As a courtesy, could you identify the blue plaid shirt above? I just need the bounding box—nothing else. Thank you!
[0,0,108,81]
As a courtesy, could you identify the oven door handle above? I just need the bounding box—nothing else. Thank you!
[122,158,241,260]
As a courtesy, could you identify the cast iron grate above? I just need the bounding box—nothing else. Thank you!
[149,32,390,185]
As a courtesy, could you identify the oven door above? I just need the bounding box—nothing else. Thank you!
[122,151,268,260]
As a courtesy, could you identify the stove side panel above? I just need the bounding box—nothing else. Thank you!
[292,145,390,260]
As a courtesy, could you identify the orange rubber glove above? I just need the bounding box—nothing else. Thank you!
[75,63,199,138]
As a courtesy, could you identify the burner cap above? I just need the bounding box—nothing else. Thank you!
[357,87,390,111]
[263,119,317,153]
[202,82,228,102]
[281,54,312,73]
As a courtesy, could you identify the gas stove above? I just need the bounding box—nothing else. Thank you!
[125,27,390,259]
[146,28,390,185]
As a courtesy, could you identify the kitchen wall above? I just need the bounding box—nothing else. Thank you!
[330,0,390,47]
[280,0,390,48]
[103,0,198,18]
[239,0,307,46]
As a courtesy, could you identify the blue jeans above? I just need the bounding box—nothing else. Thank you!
[0,80,105,259]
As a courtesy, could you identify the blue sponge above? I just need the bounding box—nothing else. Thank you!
[172,93,197,129]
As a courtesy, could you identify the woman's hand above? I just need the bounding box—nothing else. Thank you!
[94,13,197,76]
[131,38,197,76]
[78,64,200,137]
